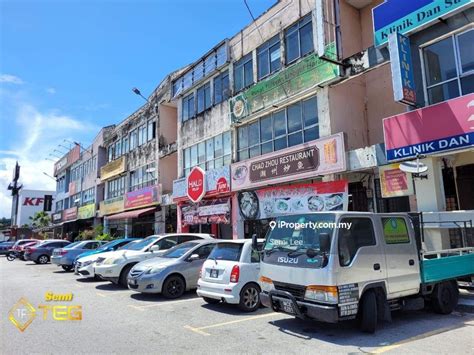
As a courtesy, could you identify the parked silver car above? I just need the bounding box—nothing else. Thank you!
[127,239,218,298]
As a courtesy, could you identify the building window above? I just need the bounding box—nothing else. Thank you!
[183,131,232,176]
[285,14,314,64]
[257,35,281,80]
[138,124,147,146]
[130,129,138,150]
[107,175,126,199]
[234,53,253,92]
[147,120,156,141]
[115,140,122,159]
[237,95,318,160]
[214,71,229,104]
[182,93,195,121]
[197,82,212,114]
[122,136,129,154]
[130,163,156,192]
[71,193,81,207]
[82,187,95,205]
[55,200,63,212]
[423,29,474,105]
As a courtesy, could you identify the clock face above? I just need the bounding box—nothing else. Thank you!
[233,98,245,118]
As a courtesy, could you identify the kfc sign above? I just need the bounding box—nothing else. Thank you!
[23,197,44,206]
[187,167,206,203]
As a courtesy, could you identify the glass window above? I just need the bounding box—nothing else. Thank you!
[257,35,281,80]
[194,61,204,82]
[338,218,376,267]
[457,30,474,73]
[273,110,286,137]
[197,82,211,114]
[285,14,314,64]
[190,145,198,167]
[182,93,195,121]
[238,126,248,149]
[198,142,206,165]
[214,71,229,104]
[260,115,272,142]
[248,121,260,147]
[424,37,457,86]
[303,96,318,127]
[287,102,302,133]
[206,138,214,162]
[234,53,253,92]
[147,121,156,141]
[130,129,137,150]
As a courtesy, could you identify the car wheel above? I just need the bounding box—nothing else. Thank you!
[359,290,377,333]
[203,297,220,304]
[432,281,458,314]
[62,265,73,272]
[119,264,134,288]
[37,255,49,264]
[162,275,185,299]
[238,283,261,312]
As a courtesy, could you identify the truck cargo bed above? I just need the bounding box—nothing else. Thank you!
[421,247,474,284]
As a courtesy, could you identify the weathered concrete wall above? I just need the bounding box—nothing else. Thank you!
[159,154,177,194]
[159,104,177,145]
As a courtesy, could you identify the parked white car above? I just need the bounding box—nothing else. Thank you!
[94,234,213,287]
[197,239,263,312]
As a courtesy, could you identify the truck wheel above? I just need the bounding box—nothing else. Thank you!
[359,290,377,333]
[432,281,459,314]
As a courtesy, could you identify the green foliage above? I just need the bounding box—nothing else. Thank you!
[78,229,95,240]
[29,211,51,228]
[95,233,112,241]
[77,224,111,241]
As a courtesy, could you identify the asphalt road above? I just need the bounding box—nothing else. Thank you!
[1,257,473,354]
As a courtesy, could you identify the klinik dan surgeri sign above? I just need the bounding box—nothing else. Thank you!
[187,167,206,203]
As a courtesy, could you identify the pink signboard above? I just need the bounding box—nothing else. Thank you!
[231,133,346,191]
[124,185,160,210]
[383,93,474,161]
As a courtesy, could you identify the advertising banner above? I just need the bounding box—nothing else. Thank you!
[52,212,62,223]
[389,32,416,106]
[124,185,160,210]
[78,203,95,220]
[173,166,231,202]
[383,94,474,161]
[100,156,126,181]
[237,180,348,220]
[231,133,346,191]
[181,198,231,226]
[373,0,471,47]
[379,164,414,198]
[63,207,78,221]
[99,196,125,217]
[229,43,340,123]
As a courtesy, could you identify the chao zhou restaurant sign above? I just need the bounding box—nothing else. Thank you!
[100,156,126,181]
[124,185,160,210]
[99,196,124,216]
[229,43,339,123]
[231,133,346,191]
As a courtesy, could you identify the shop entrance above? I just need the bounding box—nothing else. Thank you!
[243,219,271,239]
[374,179,410,212]
[456,164,474,210]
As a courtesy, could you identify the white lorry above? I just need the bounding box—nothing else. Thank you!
[255,212,474,333]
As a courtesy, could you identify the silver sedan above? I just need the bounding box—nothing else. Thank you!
[127,239,218,299]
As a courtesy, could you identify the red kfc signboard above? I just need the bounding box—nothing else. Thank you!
[187,167,206,203]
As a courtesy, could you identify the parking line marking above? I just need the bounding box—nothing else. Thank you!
[371,324,466,353]
[184,312,281,336]
[96,292,107,298]
[129,297,202,310]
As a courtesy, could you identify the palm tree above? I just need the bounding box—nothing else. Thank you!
[29,211,51,228]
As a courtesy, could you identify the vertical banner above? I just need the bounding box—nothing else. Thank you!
[389,32,416,106]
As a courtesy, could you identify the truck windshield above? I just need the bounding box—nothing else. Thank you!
[264,213,335,255]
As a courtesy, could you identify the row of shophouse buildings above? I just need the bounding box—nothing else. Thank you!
[48,0,474,250]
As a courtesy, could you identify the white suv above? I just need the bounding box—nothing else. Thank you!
[197,239,263,312]
[94,234,213,287]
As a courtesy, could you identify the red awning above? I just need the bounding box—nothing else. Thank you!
[105,207,156,220]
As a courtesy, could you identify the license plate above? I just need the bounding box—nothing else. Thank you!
[210,269,218,278]
[280,299,295,314]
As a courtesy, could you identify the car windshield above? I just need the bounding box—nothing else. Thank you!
[208,243,243,261]
[96,241,116,251]
[263,213,336,253]
[64,241,83,249]
[162,242,199,258]
[122,237,158,251]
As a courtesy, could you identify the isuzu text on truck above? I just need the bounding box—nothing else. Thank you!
[255,212,474,333]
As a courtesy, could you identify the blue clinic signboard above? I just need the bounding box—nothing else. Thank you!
[373,0,473,47]
[389,32,416,106]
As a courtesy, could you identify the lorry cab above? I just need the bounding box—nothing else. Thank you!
[258,212,469,333]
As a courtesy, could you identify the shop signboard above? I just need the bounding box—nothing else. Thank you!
[181,198,231,226]
[373,0,471,47]
[187,167,206,203]
[379,163,414,198]
[54,144,81,175]
[52,212,62,223]
[78,203,95,220]
[388,32,416,106]
[231,133,346,191]
[383,94,474,161]
[100,156,126,181]
[237,180,348,220]
[63,207,78,221]
[99,196,125,217]
[229,43,340,123]
[124,185,160,210]
[173,166,231,202]
[69,181,77,196]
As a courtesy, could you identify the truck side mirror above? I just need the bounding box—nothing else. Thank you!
[319,233,330,253]
[251,233,257,250]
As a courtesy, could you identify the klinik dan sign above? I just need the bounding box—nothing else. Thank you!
[187,167,206,203]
